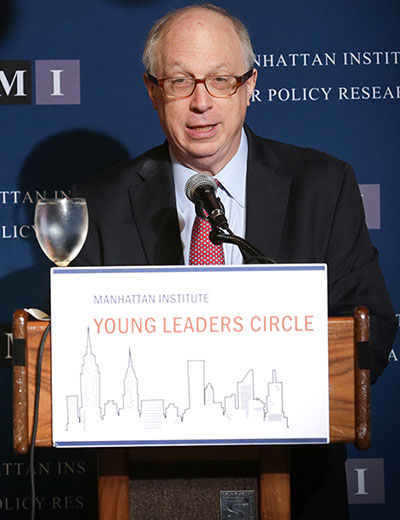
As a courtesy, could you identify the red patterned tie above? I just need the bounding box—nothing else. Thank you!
[189,216,225,265]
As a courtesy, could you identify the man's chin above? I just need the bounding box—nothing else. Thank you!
[180,147,221,172]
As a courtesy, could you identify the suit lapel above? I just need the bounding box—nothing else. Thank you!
[126,129,290,265]
[128,149,183,265]
[245,128,291,261]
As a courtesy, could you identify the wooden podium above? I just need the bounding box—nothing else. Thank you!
[12,307,370,520]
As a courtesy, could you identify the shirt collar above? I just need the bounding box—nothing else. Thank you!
[171,128,248,212]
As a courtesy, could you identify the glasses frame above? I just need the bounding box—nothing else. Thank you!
[146,69,254,99]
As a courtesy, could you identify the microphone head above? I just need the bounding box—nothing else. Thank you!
[185,173,218,202]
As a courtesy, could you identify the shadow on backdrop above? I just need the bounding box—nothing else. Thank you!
[0,0,12,43]
[0,129,130,362]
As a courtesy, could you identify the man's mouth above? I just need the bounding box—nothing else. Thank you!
[187,124,218,134]
[190,125,214,132]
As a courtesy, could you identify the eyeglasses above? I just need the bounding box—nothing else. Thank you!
[146,69,254,99]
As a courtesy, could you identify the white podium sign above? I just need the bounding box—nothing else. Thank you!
[50,264,329,448]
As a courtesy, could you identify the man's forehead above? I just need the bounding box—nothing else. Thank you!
[167,8,231,27]
[161,9,237,44]
[156,10,242,73]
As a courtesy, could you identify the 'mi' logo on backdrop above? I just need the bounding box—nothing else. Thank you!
[0,60,80,105]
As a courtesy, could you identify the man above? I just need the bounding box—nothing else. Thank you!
[72,4,397,518]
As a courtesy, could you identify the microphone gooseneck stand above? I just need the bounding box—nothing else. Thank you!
[209,227,276,265]
[191,191,277,264]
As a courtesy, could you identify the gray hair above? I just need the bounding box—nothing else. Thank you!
[142,3,255,75]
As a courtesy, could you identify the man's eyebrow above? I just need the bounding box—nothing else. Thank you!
[164,65,232,77]
[163,69,231,78]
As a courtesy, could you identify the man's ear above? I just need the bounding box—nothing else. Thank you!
[143,73,159,110]
[246,68,258,107]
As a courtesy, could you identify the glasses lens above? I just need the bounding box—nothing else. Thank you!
[206,76,237,97]
[164,78,194,98]
[163,75,240,99]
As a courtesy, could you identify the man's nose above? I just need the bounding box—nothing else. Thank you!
[189,82,213,112]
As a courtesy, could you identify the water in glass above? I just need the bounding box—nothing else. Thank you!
[34,198,89,266]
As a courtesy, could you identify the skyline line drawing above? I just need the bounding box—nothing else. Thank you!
[65,328,290,434]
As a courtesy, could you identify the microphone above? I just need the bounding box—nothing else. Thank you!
[185,173,229,229]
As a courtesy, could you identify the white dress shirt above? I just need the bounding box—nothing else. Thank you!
[172,129,248,265]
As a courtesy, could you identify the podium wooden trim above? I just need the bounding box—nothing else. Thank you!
[12,307,370,520]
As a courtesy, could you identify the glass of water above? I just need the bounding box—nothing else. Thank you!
[34,198,89,266]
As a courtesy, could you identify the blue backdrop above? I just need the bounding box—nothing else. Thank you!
[1,0,399,518]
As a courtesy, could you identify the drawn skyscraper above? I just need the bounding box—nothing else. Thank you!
[66,395,80,431]
[265,370,288,426]
[187,360,205,409]
[142,400,164,429]
[205,382,224,418]
[120,349,140,417]
[79,329,102,429]
[237,369,254,417]
[224,394,237,419]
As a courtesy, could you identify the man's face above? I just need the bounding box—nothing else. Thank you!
[144,9,257,175]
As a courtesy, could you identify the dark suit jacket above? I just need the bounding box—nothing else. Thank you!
[72,125,396,385]
[72,126,396,518]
